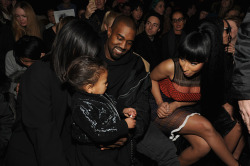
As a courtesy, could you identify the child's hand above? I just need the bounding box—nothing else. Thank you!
[123,108,137,119]
[125,118,136,129]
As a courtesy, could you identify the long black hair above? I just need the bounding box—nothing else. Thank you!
[198,18,226,120]
[51,19,101,82]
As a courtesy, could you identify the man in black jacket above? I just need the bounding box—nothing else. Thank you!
[99,15,180,166]
[133,12,163,72]
[232,7,250,165]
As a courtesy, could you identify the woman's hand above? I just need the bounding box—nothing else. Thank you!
[157,102,179,118]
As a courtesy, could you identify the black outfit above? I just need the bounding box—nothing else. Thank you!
[72,91,130,166]
[98,33,180,166]
[133,31,163,71]
[232,7,250,162]
[42,27,56,53]
[161,28,186,60]
[5,60,74,166]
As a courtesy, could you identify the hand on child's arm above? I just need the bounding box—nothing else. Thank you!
[123,108,137,118]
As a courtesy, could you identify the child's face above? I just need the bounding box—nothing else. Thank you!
[91,70,108,95]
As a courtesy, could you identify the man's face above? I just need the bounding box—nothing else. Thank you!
[106,22,136,61]
[95,0,106,10]
[145,16,160,38]
[123,6,131,16]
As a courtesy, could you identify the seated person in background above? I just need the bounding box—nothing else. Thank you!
[66,56,136,166]
[83,0,108,32]
[161,10,186,60]
[100,10,121,32]
[133,12,163,72]
[45,9,56,29]
[5,35,45,98]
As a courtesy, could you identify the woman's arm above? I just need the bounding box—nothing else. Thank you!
[150,59,174,118]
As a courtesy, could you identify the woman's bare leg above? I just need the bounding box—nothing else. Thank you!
[233,136,245,160]
[178,135,210,166]
[224,122,245,159]
[178,114,238,166]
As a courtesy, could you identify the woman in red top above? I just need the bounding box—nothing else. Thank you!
[150,20,239,166]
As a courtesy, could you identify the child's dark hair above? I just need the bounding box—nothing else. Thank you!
[66,56,107,89]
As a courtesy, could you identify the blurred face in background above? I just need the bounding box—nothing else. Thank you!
[15,7,28,27]
[154,0,165,15]
[1,0,12,9]
[221,0,230,8]
[131,6,143,21]
[123,5,131,16]
[172,12,185,34]
[199,10,208,20]
[95,0,106,10]
[47,10,56,24]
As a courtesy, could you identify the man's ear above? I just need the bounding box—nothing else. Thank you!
[158,28,161,32]
[107,27,112,38]
[82,84,93,93]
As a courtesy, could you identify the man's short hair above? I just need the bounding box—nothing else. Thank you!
[111,15,136,32]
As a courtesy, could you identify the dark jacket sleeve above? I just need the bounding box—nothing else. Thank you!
[20,62,69,166]
[116,59,152,141]
[232,8,250,100]
[73,99,128,143]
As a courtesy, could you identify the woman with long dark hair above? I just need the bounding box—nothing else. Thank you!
[5,19,101,166]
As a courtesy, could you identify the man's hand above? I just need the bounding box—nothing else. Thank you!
[238,100,250,133]
[100,137,128,150]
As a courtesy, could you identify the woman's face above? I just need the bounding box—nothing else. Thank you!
[179,58,204,77]
[1,0,12,9]
[154,1,165,15]
[223,20,230,45]
[227,20,238,42]
[131,7,143,21]
[221,0,230,8]
[15,7,28,27]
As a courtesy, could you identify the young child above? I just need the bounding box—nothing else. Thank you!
[66,56,137,166]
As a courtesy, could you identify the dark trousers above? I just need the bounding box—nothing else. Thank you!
[137,122,180,166]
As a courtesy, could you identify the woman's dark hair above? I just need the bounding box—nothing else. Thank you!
[179,31,211,63]
[170,9,185,21]
[66,56,107,89]
[51,19,101,82]
[13,35,45,66]
[130,0,144,12]
[197,18,226,120]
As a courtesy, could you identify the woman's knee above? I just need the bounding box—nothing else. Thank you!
[195,118,216,136]
[192,139,211,156]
